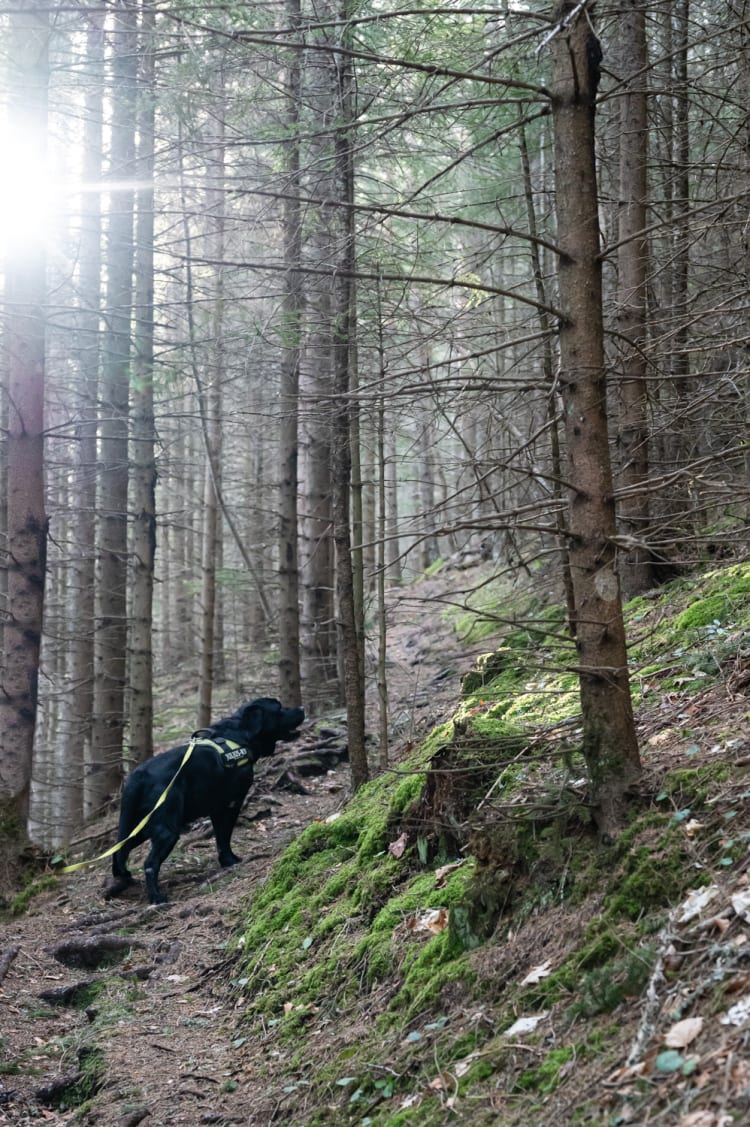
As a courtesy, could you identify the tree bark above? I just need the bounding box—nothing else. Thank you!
[198,76,227,728]
[550,0,641,835]
[0,0,49,845]
[129,1,157,765]
[88,0,137,817]
[332,1,368,788]
[300,3,342,708]
[277,0,303,708]
[615,0,653,597]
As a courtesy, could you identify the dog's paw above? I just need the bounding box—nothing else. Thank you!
[104,875,134,900]
[219,851,242,868]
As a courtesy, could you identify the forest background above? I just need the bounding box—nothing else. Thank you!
[0,0,748,866]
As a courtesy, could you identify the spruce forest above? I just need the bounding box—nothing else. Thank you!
[1,2,750,1124]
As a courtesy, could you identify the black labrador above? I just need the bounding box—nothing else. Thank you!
[108,698,305,904]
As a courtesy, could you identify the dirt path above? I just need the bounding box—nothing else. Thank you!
[0,565,494,1126]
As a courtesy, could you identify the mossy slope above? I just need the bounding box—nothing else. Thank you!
[233,561,750,1125]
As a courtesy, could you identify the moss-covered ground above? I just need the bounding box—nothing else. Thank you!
[228,560,750,1124]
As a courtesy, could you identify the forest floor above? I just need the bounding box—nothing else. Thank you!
[2,557,750,1127]
[0,559,496,1127]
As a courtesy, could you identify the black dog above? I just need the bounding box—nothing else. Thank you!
[108,698,304,904]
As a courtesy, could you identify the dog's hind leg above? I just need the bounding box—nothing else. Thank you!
[143,824,180,904]
[106,849,136,898]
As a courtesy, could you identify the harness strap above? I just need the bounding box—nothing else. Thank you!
[57,734,201,874]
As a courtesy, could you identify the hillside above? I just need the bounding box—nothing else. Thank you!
[2,558,750,1126]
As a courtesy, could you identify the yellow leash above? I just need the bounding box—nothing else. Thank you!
[57,735,200,874]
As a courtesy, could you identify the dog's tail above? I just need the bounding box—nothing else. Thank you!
[110,780,140,885]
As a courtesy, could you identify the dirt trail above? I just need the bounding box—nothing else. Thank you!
[0,565,492,1126]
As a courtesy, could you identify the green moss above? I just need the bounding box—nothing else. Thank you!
[605,829,696,921]
[515,1045,575,1094]
[565,944,655,1020]
[9,874,58,915]
[663,764,731,807]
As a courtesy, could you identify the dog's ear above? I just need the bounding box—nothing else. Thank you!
[236,702,266,738]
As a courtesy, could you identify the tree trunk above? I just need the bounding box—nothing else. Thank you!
[88,0,137,817]
[331,2,368,788]
[615,0,653,597]
[198,80,227,728]
[129,2,157,766]
[277,0,303,708]
[550,1,641,835]
[300,5,341,708]
[0,0,49,849]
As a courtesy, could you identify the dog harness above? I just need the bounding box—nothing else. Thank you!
[191,730,251,769]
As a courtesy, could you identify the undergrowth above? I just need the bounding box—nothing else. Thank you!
[232,559,750,1125]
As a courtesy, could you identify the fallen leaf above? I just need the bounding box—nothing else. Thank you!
[521,959,553,985]
[676,1112,717,1127]
[389,832,408,859]
[606,1061,647,1084]
[454,1053,478,1078]
[664,1016,703,1048]
[502,1012,549,1038]
[656,1049,685,1073]
[720,995,750,1027]
[405,908,449,935]
[399,1093,421,1109]
[434,860,464,887]
[677,885,720,924]
[731,889,750,921]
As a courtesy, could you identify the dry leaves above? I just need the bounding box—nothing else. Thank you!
[405,907,449,935]
[664,1016,703,1049]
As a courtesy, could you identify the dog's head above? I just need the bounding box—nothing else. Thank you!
[220,698,305,760]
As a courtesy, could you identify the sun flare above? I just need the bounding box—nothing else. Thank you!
[0,119,55,258]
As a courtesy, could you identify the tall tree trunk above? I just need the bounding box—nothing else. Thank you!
[0,0,49,850]
[88,0,137,817]
[198,79,227,728]
[615,0,653,597]
[663,0,693,525]
[277,0,303,708]
[550,1,641,836]
[129,0,157,765]
[61,5,104,838]
[300,5,340,708]
[332,2,367,788]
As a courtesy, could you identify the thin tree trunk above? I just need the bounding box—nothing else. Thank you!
[0,0,49,845]
[88,0,137,817]
[129,1,156,765]
[550,1,641,836]
[63,5,103,835]
[198,79,227,728]
[615,0,653,597]
[385,420,402,583]
[670,0,692,488]
[332,3,367,787]
[278,0,303,708]
[300,4,341,708]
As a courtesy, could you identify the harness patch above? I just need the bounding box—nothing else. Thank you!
[192,730,251,769]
